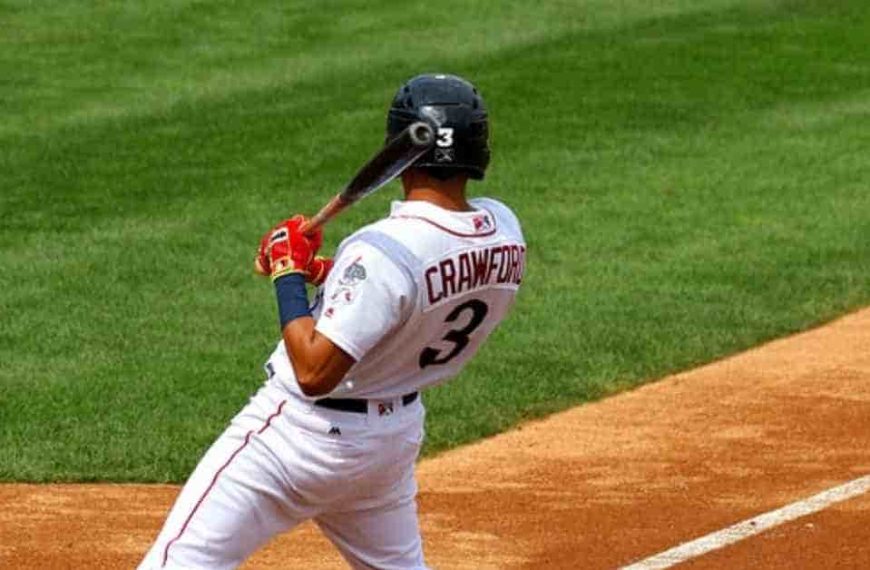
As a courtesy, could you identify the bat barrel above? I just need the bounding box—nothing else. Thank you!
[300,121,436,237]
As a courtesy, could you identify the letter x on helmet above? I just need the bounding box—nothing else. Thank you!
[387,73,490,180]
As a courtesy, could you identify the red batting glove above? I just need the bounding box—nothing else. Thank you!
[254,231,273,276]
[306,256,333,286]
[254,215,323,281]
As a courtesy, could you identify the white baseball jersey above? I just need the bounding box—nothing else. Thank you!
[140,197,525,570]
[268,197,526,399]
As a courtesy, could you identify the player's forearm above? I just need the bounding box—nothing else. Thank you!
[274,274,353,396]
[281,319,352,397]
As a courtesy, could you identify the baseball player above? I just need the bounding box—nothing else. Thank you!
[139,73,526,569]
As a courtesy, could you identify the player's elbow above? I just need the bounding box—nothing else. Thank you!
[286,331,355,397]
[296,372,335,398]
[295,362,348,397]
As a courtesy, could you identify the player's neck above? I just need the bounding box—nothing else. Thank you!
[401,170,473,212]
[404,188,472,212]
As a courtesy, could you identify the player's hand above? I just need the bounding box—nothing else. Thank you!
[254,216,323,281]
[306,256,333,287]
[255,228,275,276]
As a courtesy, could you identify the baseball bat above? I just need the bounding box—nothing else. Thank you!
[299,121,435,235]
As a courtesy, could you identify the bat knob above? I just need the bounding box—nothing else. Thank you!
[408,122,435,147]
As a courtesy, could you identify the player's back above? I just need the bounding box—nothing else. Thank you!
[314,197,525,399]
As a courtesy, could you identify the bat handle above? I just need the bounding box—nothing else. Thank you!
[300,194,351,235]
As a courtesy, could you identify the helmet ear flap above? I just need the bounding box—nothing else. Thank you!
[386,74,490,180]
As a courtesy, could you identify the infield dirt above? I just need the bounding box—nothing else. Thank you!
[2,308,868,569]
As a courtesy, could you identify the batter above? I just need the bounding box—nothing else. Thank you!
[139,73,525,570]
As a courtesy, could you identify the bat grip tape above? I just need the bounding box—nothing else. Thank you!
[274,273,311,329]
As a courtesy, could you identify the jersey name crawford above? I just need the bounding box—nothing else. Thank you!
[424,243,525,306]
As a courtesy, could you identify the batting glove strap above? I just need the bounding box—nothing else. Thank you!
[274,273,311,329]
[271,257,306,282]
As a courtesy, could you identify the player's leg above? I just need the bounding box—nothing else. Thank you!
[138,386,310,570]
[316,490,427,570]
[314,410,428,570]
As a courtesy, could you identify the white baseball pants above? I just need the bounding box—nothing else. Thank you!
[138,379,427,569]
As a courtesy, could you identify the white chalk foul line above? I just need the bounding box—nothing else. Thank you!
[620,473,870,570]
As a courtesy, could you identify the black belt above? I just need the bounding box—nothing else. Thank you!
[314,392,418,414]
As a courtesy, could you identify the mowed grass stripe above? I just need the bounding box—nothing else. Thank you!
[1,1,868,481]
[0,0,745,138]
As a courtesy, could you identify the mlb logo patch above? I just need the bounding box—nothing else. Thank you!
[473,214,492,232]
[377,402,394,416]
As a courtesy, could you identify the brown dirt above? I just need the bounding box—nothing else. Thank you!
[2,308,868,569]
[682,493,870,569]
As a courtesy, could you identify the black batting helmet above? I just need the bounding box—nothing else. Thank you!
[387,73,490,180]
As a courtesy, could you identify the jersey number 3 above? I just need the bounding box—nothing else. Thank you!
[419,299,489,369]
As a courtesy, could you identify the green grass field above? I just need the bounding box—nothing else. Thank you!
[2,0,868,482]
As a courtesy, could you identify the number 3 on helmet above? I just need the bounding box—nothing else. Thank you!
[386,74,490,180]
